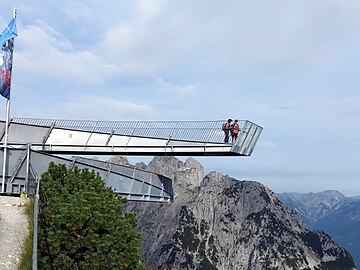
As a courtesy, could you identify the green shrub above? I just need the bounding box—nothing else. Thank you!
[38,162,144,270]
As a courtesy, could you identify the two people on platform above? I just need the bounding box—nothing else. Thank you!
[223,119,239,144]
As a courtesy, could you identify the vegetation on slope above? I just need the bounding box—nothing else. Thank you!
[37,162,144,270]
[18,198,34,270]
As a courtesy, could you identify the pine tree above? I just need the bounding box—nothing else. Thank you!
[38,162,144,270]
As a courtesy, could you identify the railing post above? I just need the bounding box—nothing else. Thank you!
[205,122,216,143]
[125,122,139,149]
[42,122,55,150]
[84,121,98,148]
[166,121,178,145]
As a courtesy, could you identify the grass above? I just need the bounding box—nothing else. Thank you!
[18,197,34,270]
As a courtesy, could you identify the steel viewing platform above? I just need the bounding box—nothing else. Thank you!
[0,148,173,202]
[0,118,262,156]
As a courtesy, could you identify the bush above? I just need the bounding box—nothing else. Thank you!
[38,162,144,270]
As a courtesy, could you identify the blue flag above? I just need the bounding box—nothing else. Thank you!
[0,18,18,99]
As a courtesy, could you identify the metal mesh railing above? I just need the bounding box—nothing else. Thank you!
[12,118,249,144]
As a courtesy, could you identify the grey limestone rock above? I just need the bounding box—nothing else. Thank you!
[134,161,147,170]
[125,157,356,270]
[147,156,205,197]
[107,156,132,167]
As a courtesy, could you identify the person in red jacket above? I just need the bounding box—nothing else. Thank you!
[231,119,239,143]
[223,118,232,143]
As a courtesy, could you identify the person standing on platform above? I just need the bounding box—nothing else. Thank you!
[222,119,232,143]
[231,119,239,143]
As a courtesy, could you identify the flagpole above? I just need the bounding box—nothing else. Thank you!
[1,7,16,193]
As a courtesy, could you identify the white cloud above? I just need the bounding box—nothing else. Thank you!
[14,21,120,87]
[135,0,162,21]
[98,0,360,80]
[62,3,94,23]
[154,77,201,98]
[62,96,155,120]
[179,84,201,98]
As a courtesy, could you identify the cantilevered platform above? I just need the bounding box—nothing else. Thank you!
[0,148,173,202]
[0,118,262,156]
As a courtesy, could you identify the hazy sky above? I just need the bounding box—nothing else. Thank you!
[1,0,360,196]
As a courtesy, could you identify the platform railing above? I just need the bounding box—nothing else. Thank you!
[12,118,260,144]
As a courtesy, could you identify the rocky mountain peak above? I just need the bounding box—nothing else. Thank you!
[125,156,356,269]
[108,156,132,167]
[200,171,227,188]
[320,190,346,200]
[147,156,184,178]
[178,157,205,189]
[147,156,205,195]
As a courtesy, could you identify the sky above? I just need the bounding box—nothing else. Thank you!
[1,0,360,196]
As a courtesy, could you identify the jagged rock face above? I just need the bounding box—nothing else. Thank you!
[134,161,147,170]
[147,157,205,196]
[108,156,132,167]
[125,157,356,270]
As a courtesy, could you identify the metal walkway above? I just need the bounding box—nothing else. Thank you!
[0,148,173,202]
[0,118,262,156]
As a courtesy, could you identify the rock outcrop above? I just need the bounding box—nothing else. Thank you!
[108,156,132,167]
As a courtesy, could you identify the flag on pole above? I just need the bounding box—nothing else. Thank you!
[0,18,18,99]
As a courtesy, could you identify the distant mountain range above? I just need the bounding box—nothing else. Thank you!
[109,156,356,269]
[277,190,360,268]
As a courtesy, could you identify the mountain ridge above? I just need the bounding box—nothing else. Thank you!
[110,156,357,269]
[277,190,360,268]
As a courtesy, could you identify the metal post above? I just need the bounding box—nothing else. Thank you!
[125,121,139,149]
[1,7,17,193]
[25,145,30,196]
[1,100,10,193]
[166,121,178,147]
[32,177,40,270]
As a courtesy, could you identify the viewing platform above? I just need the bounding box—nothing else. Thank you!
[0,148,173,202]
[0,118,262,156]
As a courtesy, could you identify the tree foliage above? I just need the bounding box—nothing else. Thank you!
[38,162,144,270]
